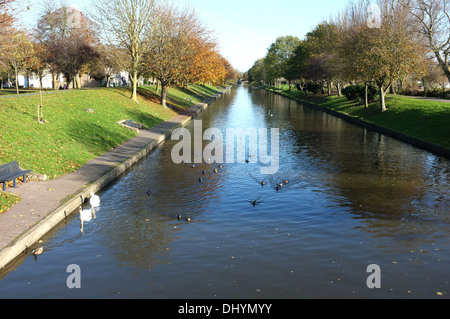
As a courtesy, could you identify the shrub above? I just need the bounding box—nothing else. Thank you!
[343,84,378,103]
[306,81,322,94]
[342,85,359,100]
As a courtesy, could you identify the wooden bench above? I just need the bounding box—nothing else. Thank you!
[0,161,32,191]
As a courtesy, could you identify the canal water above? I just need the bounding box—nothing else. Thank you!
[0,85,449,299]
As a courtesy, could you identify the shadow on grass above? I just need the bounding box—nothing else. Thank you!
[124,108,165,129]
[136,87,161,105]
[138,86,195,112]
[109,87,134,99]
[67,119,133,156]
[186,85,219,98]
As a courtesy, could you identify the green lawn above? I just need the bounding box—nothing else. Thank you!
[263,85,450,150]
[0,84,222,214]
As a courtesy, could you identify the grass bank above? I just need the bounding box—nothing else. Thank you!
[263,85,450,151]
[0,84,223,213]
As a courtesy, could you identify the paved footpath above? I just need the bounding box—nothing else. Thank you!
[0,90,227,270]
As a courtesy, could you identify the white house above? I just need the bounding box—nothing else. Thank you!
[17,72,56,89]
[15,69,145,89]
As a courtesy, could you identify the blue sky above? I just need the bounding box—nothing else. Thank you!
[21,0,350,72]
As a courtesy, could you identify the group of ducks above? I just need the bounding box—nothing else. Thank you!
[194,161,290,210]
[31,163,290,259]
[31,192,101,259]
[251,180,290,207]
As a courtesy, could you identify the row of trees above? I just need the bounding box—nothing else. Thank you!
[248,0,450,112]
[0,0,239,106]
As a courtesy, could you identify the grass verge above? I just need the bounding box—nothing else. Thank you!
[0,83,223,214]
[263,85,450,150]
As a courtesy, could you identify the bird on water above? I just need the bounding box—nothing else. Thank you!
[32,246,44,260]
[90,192,100,207]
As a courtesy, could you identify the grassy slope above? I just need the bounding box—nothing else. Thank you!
[264,86,450,150]
[0,84,222,214]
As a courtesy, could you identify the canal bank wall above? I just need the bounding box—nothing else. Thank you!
[265,88,450,160]
[0,87,230,271]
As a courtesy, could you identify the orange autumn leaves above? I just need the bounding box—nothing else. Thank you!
[177,38,232,86]
[143,3,238,97]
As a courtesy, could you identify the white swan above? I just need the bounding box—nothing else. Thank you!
[79,206,94,233]
[89,192,100,208]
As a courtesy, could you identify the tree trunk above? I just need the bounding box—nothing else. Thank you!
[39,73,44,90]
[131,71,138,102]
[335,81,342,97]
[66,75,72,89]
[161,83,167,107]
[379,84,387,112]
[14,67,19,95]
[75,73,81,89]
[364,82,369,108]
[52,72,57,90]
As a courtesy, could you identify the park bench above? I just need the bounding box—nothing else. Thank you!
[0,161,32,191]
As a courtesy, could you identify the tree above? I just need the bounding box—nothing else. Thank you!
[422,58,448,96]
[92,0,157,102]
[48,30,99,88]
[178,38,228,86]
[306,53,333,94]
[0,0,15,69]
[248,58,266,84]
[88,44,121,87]
[305,22,345,96]
[3,31,33,94]
[401,0,450,82]
[264,36,301,88]
[0,60,9,89]
[143,2,214,106]
[0,0,14,27]
[27,42,49,89]
[340,23,378,107]
[370,0,427,111]
[35,4,98,89]
[338,0,426,111]
[285,41,310,93]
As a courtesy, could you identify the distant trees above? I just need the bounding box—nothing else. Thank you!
[0,0,15,88]
[91,0,234,105]
[143,3,212,107]
[251,0,438,112]
[248,58,266,84]
[2,31,33,94]
[0,0,236,105]
[264,36,301,89]
[35,4,99,89]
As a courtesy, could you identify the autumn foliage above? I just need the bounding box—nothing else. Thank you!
[143,3,236,106]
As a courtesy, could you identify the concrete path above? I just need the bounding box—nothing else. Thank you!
[0,90,226,270]
[407,96,450,103]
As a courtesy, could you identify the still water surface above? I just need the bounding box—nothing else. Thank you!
[0,85,449,299]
